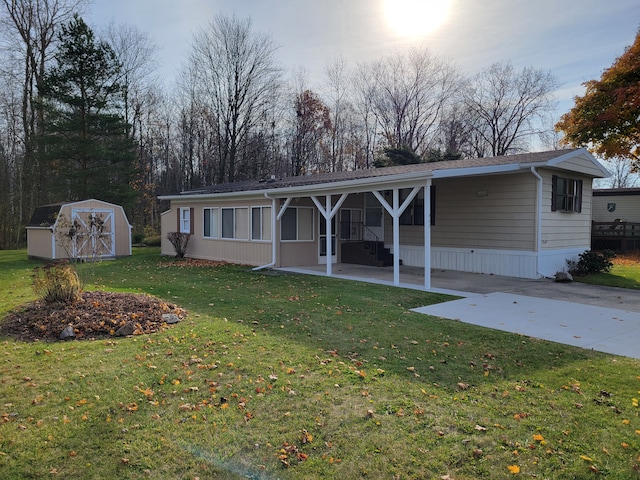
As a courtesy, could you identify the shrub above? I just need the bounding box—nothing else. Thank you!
[33,262,82,304]
[567,250,615,276]
[132,232,145,244]
[142,235,161,247]
[166,232,190,258]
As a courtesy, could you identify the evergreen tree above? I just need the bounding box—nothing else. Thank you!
[40,14,137,208]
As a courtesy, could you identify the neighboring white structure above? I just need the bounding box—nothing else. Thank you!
[592,188,640,252]
[27,199,132,260]
[160,149,609,287]
[593,188,640,223]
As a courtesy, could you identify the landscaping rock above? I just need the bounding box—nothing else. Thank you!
[60,325,76,340]
[115,321,136,337]
[554,271,573,283]
[162,313,181,324]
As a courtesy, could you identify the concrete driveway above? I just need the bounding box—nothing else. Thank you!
[416,270,640,359]
[278,264,640,359]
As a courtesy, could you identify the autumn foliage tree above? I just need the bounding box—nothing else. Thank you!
[556,29,640,167]
[290,89,331,175]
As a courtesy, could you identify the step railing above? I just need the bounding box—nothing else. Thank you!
[340,222,380,258]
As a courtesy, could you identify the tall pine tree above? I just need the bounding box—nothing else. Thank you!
[40,15,137,208]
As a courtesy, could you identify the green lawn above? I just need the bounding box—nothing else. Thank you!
[575,261,640,289]
[1,249,640,479]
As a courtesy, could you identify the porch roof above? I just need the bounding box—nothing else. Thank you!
[159,148,608,201]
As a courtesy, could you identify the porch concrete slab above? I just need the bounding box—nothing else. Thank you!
[413,293,640,359]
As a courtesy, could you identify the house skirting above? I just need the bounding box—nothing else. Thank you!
[391,245,586,279]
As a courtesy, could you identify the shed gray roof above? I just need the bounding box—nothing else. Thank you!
[167,148,604,199]
[27,203,65,227]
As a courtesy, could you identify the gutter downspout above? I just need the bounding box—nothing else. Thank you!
[530,167,545,278]
[252,193,278,271]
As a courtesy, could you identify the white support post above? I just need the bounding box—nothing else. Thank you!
[271,196,277,266]
[392,188,400,286]
[326,195,333,277]
[424,180,432,290]
[310,193,348,278]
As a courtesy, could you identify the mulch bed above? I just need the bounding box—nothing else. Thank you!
[613,251,640,266]
[0,258,231,342]
[0,291,187,342]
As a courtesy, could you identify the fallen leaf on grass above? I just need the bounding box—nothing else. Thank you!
[507,464,520,474]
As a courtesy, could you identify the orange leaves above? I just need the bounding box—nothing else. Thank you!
[301,429,313,444]
[277,430,317,468]
[120,402,138,412]
[507,464,520,474]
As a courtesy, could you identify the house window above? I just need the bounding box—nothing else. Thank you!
[251,206,271,241]
[221,207,249,239]
[281,207,313,241]
[179,207,192,234]
[398,187,436,226]
[203,208,219,238]
[319,215,337,256]
[552,175,583,213]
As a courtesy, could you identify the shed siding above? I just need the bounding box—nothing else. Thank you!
[27,199,131,260]
[27,228,53,259]
[539,170,593,250]
[592,194,639,223]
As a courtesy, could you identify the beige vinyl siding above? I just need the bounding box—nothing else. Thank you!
[389,173,537,250]
[556,154,607,178]
[26,228,53,259]
[540,169,593,250]
[279,242,318,266]
[164,199,274,265]
[592,194,640,223]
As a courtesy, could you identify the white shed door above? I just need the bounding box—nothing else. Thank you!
[72,209,115,258]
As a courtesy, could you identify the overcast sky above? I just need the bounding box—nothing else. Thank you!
[87,0,639,119]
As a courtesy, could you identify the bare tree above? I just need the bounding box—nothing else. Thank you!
[0,0,85,247]
[186,15,282,183]
[365,47,460,157]
[351,62,380,169]
[322,56,352,172]
[463,61,558,157]
[102,21,158,138]
[600,157,638,188]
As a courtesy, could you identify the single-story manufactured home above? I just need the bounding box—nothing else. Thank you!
[27,199,132,260]
[159,148,609,288]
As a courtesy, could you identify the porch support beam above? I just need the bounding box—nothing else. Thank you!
[311,193,348,277]
[424,180,432,290]
[372,186,421,286]
[276,197,293,221]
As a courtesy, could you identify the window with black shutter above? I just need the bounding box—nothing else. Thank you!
[551,175,582,213]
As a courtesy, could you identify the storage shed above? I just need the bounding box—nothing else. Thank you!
[26,199,132,260]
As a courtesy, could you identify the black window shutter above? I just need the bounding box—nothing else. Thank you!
[189,208,195,235]
[430,185,436,226]
[576,180,583,213]
[551,175,558,212]
[176,208,180,232]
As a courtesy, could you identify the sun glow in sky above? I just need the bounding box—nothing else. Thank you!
[383,0,453,37]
